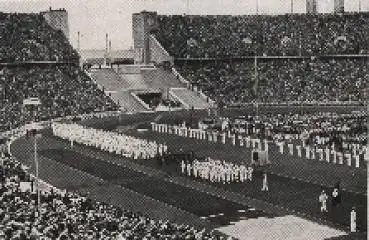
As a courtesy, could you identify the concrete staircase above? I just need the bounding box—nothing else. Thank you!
[117,73,148,90]
[89,68,148,112]
[110,90,148,112]
[170,88,212,109]
[88,66,212,112]
[90,68,122,91]
[141,68,185,89]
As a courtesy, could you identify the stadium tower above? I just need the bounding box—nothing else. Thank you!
[41,7,69,39]
[334,0,345,13]
[132,11,157,64]
[306,0,317,14]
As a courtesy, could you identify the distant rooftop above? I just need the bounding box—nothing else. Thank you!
[41,7,67,13]
[80,49,134,60]
[80,49,135,65]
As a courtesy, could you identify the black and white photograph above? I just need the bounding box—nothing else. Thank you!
[0,0,368,239]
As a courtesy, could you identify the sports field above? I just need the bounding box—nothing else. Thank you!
[10,108,367,240]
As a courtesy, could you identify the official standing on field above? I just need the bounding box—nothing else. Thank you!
[319,190,328,213]
[261,173,268,191]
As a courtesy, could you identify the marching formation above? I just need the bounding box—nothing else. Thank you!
[52,123,167,159]
[181,158,254,184]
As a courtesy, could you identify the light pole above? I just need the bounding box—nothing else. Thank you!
[34,131,40,214]
[23,97,41,216]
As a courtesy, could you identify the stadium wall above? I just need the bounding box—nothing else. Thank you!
[168,88,190,109]
[149,35,174,65]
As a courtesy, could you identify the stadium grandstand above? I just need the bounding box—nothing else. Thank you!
[0,11,118,132]
[148,12,369,106]
[0,1,368,240]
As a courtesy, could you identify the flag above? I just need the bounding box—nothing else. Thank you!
[23,97,41,106]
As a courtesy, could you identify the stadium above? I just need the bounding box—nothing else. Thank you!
[0,0,368,239]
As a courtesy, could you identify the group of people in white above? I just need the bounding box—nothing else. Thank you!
[52,123,167,159]
[181,157,255,184]
[151,122,270,151]
[275,137,367,168]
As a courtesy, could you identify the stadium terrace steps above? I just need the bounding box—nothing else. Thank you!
[90,68,123,91]
[141,68,186,89]
[117,73,148,90]
[89,67,212,111]
[170,88,212,109]
[110,90,148,112]
[88,68,148,111]
[115,68,185,90]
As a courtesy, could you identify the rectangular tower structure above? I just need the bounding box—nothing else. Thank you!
[132,11,157,64]
[306,0,317,14]
[334,0,345,13]
[41,7,69,39]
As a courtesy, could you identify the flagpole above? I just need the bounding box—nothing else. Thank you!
[291,0,294,13]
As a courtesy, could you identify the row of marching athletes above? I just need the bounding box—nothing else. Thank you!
[180,158,270,192]
[52,123,168,159]
[181,158,254,184]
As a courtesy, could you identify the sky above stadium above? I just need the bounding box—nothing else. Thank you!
[1,0,368,50]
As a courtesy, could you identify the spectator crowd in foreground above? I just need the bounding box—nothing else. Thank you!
[0,153,224,239]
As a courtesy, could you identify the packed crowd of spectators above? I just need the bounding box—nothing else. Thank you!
[177,57,368,104]
[0,12,78,62]
[0,11,119,131]
[0,153,224,239]
[154,13,369,58]
[0,65,118,132]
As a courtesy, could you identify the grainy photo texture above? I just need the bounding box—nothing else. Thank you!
[0,0,368,239]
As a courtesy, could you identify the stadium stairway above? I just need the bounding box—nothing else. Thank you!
[89,68,122,91]
[89,68,148,112]
[141,68,185,89]
[170,88,212,109]
[115,67,185,90]
[89,66,212,111]
[110,90,149,112]
[117,73,149,89]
